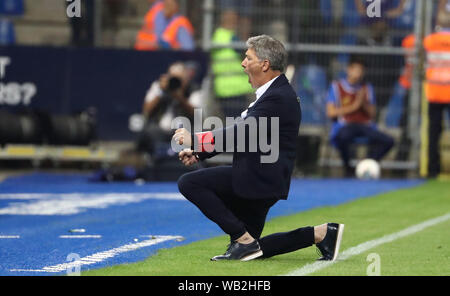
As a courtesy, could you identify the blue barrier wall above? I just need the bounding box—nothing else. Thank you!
[0,0,24,16]
[0,45,208,140]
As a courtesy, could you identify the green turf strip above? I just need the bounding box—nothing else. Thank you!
[83,180,450,276]
[313,220,450,276]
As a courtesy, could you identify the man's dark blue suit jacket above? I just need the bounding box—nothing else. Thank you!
[195,74,301,200]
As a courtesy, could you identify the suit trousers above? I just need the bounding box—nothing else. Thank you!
[428,102,450,177]
[177,166,315,258]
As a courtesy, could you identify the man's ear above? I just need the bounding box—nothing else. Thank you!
[262,60,270,72]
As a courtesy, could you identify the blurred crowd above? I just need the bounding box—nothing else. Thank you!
[1,0,450,178]
[0,0,424,48]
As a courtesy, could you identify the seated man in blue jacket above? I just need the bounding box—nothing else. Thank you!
[326,55,394,176]
[173,35,344,262]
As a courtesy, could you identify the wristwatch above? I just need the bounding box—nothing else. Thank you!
[193,152,200,160]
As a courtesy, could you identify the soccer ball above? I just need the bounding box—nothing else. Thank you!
[355,159,381,180]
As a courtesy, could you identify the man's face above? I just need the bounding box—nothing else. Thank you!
[222,10,238,30]
[347,63,365,85]
[241,49,266,88]
[168,64,189,87]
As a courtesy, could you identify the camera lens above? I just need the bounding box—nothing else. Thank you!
[168,77,182,91]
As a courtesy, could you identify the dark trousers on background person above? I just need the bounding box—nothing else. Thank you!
[67,0,95,47]
[428,102,450,177]
[333,123,394,174]
[177,166,315,258]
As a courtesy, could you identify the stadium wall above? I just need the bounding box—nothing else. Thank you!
[0,45,209,140]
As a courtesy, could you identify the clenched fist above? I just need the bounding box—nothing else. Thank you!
[178,148,198,166]
[172,128,192,147]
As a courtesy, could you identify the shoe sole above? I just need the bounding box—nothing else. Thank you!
[240,250,263,262]
[331,224,345,261]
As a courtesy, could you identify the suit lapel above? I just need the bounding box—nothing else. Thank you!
[249,74,288,110]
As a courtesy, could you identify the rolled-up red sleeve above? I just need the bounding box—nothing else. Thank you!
[193,131,215,153]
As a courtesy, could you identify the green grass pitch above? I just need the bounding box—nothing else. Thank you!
[83,180,450,276]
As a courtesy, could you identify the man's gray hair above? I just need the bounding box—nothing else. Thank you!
[246,35,288,73]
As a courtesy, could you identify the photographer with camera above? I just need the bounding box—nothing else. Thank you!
[89,61,202,182]
[137,61,202,158]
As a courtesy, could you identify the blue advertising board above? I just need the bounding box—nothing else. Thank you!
[0,45,208,140]
[0,0,24,16]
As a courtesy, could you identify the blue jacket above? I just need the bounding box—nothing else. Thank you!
[194,74,301,200]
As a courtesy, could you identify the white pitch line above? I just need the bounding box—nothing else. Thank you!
[285,212,450,276]
[59,235,102,239]
[0,235,20,239]
[10,235,183,273]
[0,192,186,216]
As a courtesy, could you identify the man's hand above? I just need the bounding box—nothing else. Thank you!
[326,87,368,119]
[159,74,169,90]
[173,128,192,147]
[352,87,367,111]
[179,148,198,166]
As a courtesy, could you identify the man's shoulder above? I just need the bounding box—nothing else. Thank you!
[270,76,296,93]
[261,83,299,111]
[264,83,296,101]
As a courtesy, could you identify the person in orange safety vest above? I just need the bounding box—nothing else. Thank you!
[424,8,450,177]
[135,0,195,51]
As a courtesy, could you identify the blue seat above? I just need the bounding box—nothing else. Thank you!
[320,0,333,25]
[342,0,361,27]
[0,18,15,45]
[389,0,416,30]
[294,64,328,125]
[336,34,357,79]
[384,81,408,127]
[0,0,24,16]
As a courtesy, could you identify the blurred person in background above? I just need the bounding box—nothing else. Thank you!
[326,55,394,177]
[360,18,404,107]
[66,0,127,47]
[90,61,202,182]
[382,33,414,161]
[66,0,95,47]
[211,9,254,118]
[385,33,415,128]
[423,5,450,178]
[345,0,408,48]
[135,0,195,51]
[219,0,253,41]
[337,1,408,108]
[354,0,407,26]
[101,0,127,47]
[0,0,23,45]
[137,61,202,158]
